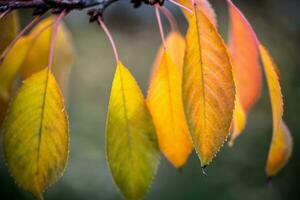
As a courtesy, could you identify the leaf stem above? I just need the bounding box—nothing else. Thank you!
[155,6,166,48]
[0,9,10,19]
[48,10,67,70]
[0,14,42,65]
[168,0,192,13]
[159,6,178,32]
[97,16,120,65]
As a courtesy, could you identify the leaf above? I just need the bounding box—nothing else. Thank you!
[151,31,185,78]
[227,0,261,112]
[147,51,192,168]
[20,17,75,91]
[3,68,69,199]
[227,0,262,144]
[182,6,236,166]
[0,11,19,53]
[228,95,246,147]
[0,37,30,124]
[259,44,292,177]
[177,0,217,27]
[266,121,292,178]
[106,63,160,200]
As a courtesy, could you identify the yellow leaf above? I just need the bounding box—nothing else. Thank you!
[0,11,19,53]
[0,37,30,101]
[228,95,246,146]
[151,31,185,78]
[0,37,30,124]
[147,51,192,168]
[177,0,217,27]
[3,68,69,199]
[266,121,292,177]
[20,17,75,90]
[259,44,292,177]
[106,63,160,200]
[182,6,236,166]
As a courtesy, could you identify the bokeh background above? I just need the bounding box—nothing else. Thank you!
[0,0,299,199]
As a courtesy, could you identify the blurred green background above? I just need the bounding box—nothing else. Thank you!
[0,0,299,199]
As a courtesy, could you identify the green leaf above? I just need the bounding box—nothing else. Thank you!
[106,63,160,200]
[3,68,69,199]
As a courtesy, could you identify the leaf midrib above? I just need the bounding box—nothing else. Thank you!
[193,5,207,149]
[35,69,50,182]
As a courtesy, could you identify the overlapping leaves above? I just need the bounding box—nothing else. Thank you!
[227,0,292,177]
[0,16,74,199]
[0,0,294,199]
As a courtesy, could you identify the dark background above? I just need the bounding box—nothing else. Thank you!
[0,0,299,199]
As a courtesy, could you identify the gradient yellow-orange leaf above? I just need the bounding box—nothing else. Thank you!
[227,0,261,112]
[177,0,217,27]
[20,17,74,90]
[3,69,69,199]
[259,44,292,177]
[151,31,185,78]
[182,6,235,166]
[147,51,192,168]
[0,37,30,124]
[106,63,160,200]
[266,121,292,177]
[0,11,19,53]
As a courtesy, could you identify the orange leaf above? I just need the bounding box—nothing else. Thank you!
[177,0,217,27]
[227,0,261,112]
[182,6,235,166]
[259,44,292,177]
[147,51,192,168]
[227,0,262,144]
[151,31,185,78]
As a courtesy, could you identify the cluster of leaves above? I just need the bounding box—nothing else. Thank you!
[0,0,293,200]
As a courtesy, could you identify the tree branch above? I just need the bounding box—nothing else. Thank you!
[0,0,165,15]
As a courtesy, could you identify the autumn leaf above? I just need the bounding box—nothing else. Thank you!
[182,5,235,167]
[3,68,69,199]
[266,121,292,178]
[0,11,19,53]
[151,31,185,78]
[229,95,246,146]
[259,44,292,177]
[20,17,75,90]
[0,11,20,124]
[0,37,30,124]
[106,63,160,200]
[147,50,192,168]
[227,0,262,144]
[177,0,217,27]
